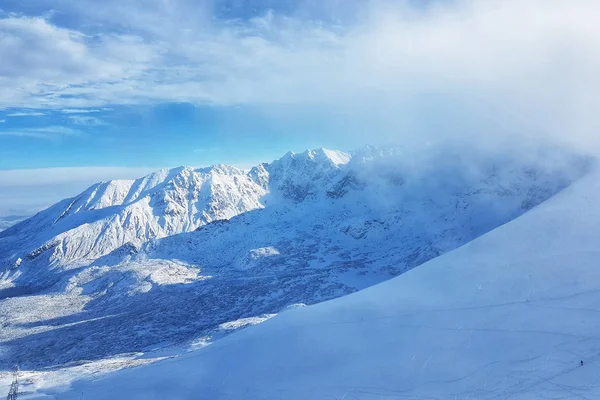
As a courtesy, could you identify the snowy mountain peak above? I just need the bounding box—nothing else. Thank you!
[264,148,352,201]
[0,164,269,271]
[0,147,359,271]
[307,148,351,165]
[49,164,256,222]
[275,148,351,167]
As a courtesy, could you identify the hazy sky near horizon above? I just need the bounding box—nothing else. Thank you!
[1,0,600,215]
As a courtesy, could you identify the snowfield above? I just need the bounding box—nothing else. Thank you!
[0,144,593,398]
[36,163,600,400]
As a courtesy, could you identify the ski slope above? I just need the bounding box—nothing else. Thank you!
[41,166,600,399]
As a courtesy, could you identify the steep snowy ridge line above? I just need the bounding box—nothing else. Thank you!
[0,148,354,273]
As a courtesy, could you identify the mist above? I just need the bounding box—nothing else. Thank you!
[245,0,600,154]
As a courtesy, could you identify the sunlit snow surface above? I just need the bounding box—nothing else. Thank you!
[38,166,600,400]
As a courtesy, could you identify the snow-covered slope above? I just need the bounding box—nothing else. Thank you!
[0,145,590,379]
[44,164,600,400]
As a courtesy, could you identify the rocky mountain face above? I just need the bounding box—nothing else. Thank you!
[0,145,591,368]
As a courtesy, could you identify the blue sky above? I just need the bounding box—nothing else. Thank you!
[0,103,347,169]
[0,0,367,169]
[0,0,599,215]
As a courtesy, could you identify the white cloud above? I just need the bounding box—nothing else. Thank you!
[61,108,104,114]
[0,126,80,139]
[0,16,159,108]
[68,115,105,126]
[6,112,46,117]
[0,1,599,150]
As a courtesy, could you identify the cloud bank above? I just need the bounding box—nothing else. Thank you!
[0,126,80,139]
[0,0,599,150]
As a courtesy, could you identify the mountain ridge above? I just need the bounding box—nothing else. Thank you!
[0,147,365,275]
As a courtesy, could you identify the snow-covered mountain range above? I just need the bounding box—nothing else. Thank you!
[0,145,591,378]
[47,156,600,400]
